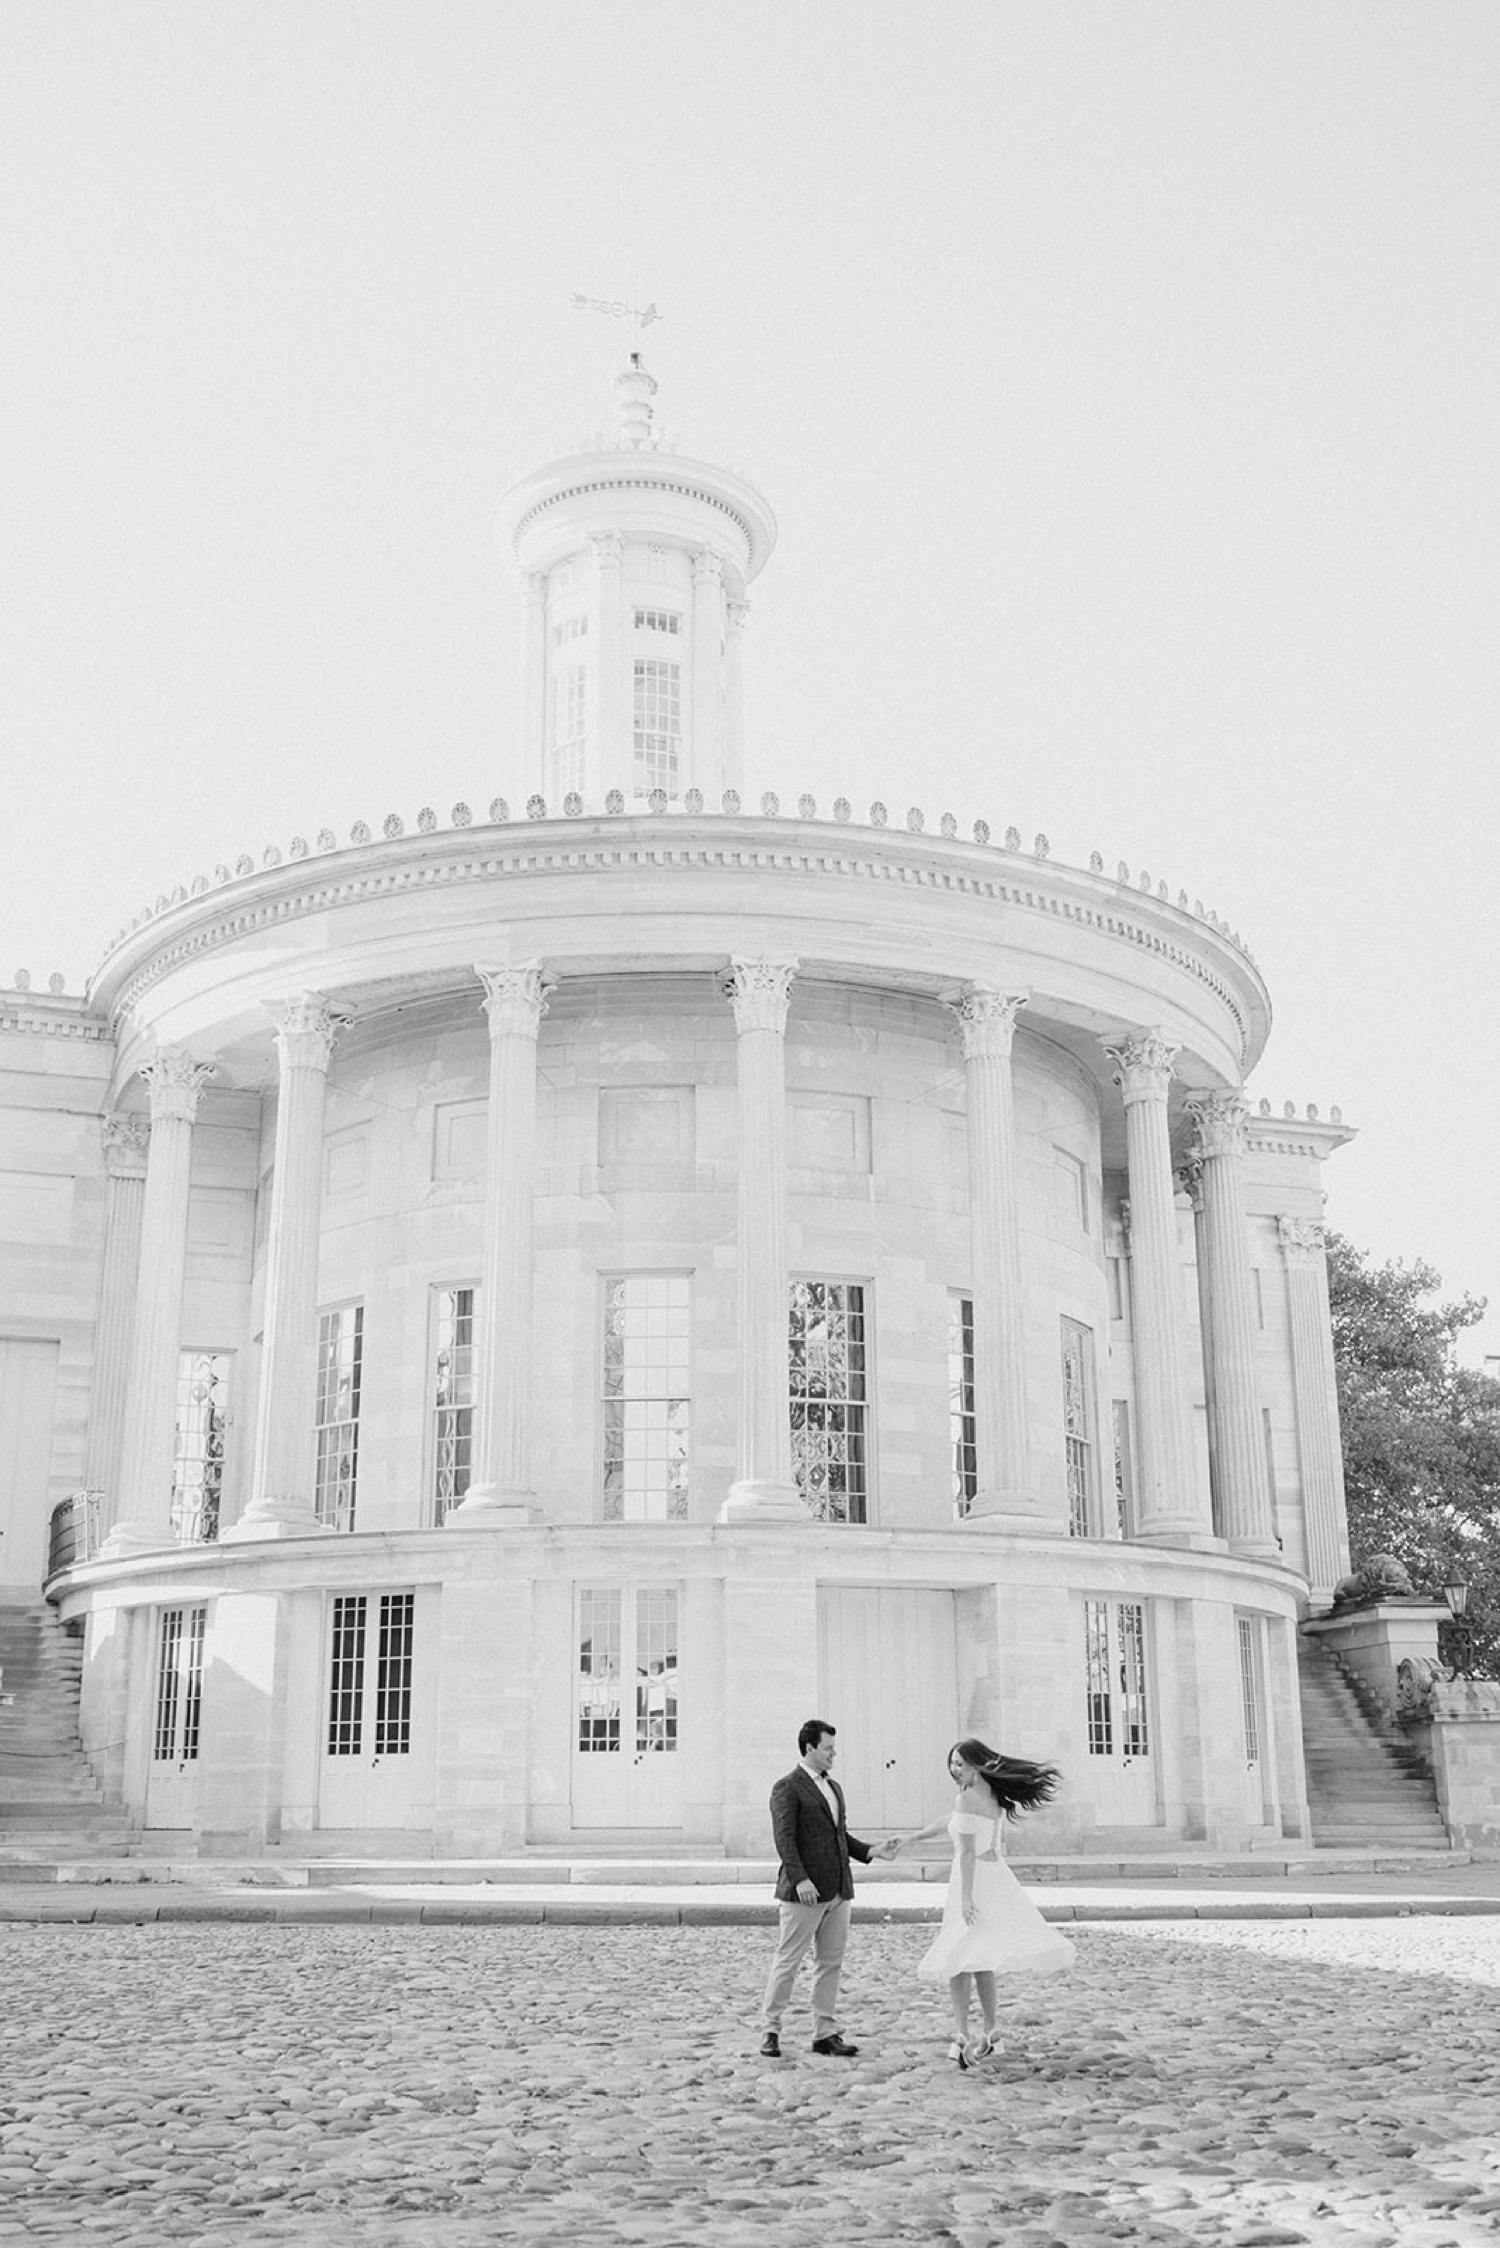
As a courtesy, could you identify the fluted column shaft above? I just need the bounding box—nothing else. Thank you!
[592,530,625,798]
[1189,1093,1278,1557]
[85,1116,150,1511]
[102,1054,214,1555]
[448,964,549,1522]
[1279,1217,1351,1603]
[1106,1031,1207,1543]
[691,549,725,797]
[950,988,1035,1519]
[228,997,346,1540]
[720,958,803,1522]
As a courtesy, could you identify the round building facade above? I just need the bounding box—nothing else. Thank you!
[10,363,1355,1859]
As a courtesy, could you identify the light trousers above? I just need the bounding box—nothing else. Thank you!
[761,1897,852,2039]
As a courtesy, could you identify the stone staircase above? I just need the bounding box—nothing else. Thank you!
[0,1602,129,1863]
[1298,1635,1450,1849]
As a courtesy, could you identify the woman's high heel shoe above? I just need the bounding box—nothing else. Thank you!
[964,2032,997,2064]
[947,2039,969,2071]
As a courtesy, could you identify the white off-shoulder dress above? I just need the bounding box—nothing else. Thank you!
[916,1806,1075,1982]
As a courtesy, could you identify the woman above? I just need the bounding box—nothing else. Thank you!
[888,1738,1074,2066]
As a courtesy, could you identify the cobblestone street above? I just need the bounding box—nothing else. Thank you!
[2,1919,1499,2246]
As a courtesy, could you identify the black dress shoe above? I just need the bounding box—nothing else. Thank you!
[811,2033,859,2057]
[759,2030,781,2057]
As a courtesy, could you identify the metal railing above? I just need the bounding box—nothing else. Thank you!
[46,1490,103,1578]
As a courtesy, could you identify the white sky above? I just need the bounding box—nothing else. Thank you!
[2,3,1496,1359]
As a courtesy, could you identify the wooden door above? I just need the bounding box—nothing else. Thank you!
[817,1586,960,1830]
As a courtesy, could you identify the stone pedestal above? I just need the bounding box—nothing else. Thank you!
[1303,1599,1449,1727]
[1401,1679,1500,1851]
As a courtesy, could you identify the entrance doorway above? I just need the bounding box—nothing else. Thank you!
[817,1586,959,1829]
[1236,1613,1274,1829]
[1082,1596,1157,1825]
[319,1592,418,1828]
[572,1584,682,1829]
[144,1605,205,1830]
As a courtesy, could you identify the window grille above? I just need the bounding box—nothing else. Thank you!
[789,1281,868,1523]
[1237,1615,1261,1765]
[1061,1319,1096,1537]
[1083,1598,1112,1757]
[578,1588,622,1753]
[375,1593,415,1757]
[172,1351,229,1544]
[602,1275,690,1521]
[1111,1399,1133,1538]
[554,664,586,797]
[1118,1602,1150,1757]
[432,1287,477,1523]
[948,1294,976,1514]
[551,613,588,647]
[635,1589,679,1755]
[633,658,681,796]
[633,607,680,634]
[1084,1597,1150,1761]
[152,1607,204,1762]
[327,1595,366,1757]
[179,1607,205,1760]
[315,1306,362,1532]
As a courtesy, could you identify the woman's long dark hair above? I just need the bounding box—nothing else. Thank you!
[951,1738,1061,1821]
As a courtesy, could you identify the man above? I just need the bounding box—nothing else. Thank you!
[759,1716,894,2059]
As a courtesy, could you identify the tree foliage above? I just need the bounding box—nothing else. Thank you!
[1327,1232,1500,1672]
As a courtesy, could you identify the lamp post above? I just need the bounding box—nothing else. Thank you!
[1441,1581,1475,1680]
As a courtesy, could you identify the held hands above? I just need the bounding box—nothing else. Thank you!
[876,1836,903,1860]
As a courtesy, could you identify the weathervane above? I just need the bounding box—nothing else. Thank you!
[572,293,663,357]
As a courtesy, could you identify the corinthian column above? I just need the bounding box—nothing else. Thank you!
[85,1115,151,1517]
[100,1052,215,1556]
[691,548,725,796]
[447,963,550,1523]
[226,996,348,1540]
[1279,1217,1351,1603]
[1188,1092,1278,1558]
[1103,1030,1208,1544]
[719,957,803,1522]
[948,987,1037,1522]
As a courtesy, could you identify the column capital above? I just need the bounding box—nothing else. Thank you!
[1104,1028,1180,1107]
[1277,1215,1326,1261]
[476,961,552,1040]
[720,957,797,1036]
[267,993,351,1072]
[589,529,624,571]
[692,547,726,590]
[101,1112,150,1178]
[946,986,1029,1062]
[1175,1155,1205,1212]
[138,1049,215,1125]
[1187,1087,1249,1159]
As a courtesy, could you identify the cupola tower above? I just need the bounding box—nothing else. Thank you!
[498,358,777,807]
